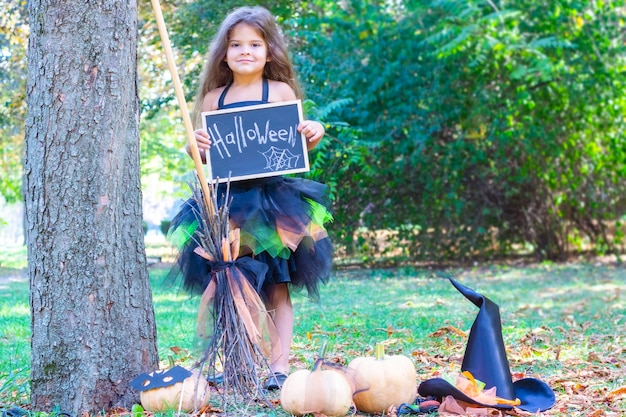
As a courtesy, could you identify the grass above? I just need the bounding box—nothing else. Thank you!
[1,244,625,416]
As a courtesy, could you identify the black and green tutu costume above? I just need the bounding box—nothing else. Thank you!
[167,176,333,299]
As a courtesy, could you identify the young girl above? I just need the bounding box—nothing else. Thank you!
[168,6,333,391]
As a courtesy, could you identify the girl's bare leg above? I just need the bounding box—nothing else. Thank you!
[265,283,293,375]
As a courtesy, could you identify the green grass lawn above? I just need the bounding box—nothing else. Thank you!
[1,246,625,416]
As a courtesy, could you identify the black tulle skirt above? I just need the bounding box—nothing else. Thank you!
[167,176,334,300]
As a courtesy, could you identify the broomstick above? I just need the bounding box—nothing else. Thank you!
[150,0,274,406]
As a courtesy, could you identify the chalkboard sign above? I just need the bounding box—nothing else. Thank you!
[201,100,310,183]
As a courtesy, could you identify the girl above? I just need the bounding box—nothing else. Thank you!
[169,6,333,391]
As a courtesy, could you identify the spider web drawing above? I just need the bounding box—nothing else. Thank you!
[260,146,301,171]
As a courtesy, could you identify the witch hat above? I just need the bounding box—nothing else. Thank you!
[418,277,555,413]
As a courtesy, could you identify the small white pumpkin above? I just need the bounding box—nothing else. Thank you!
[280,358,353,417]
[139,368,210,412]
[348,343,417,413]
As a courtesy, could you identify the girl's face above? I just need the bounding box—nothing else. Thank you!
[225,23,269,78]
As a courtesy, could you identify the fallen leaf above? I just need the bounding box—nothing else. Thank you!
[430,325,467,338]
[608,386,626,398]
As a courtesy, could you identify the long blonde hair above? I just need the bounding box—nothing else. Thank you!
[192,6,302,126]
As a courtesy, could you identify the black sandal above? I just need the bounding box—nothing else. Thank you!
[263,372,288,391]
[206,372,224,385]
[1,407,28,417]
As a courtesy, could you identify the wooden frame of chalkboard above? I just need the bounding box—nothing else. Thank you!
[201,100,310,183]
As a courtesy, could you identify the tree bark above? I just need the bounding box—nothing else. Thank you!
[24,0,159,413]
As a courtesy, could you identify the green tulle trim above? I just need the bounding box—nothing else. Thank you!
[168,198,332,258]
[241,228,290,259]
[168,219,198,249]
[308,198,333,225]
[242,199,332,259]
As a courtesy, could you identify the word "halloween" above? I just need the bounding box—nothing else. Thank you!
[207,116,299,159]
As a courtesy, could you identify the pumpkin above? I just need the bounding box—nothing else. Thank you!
[139,368,210,412]
[348,343,417,414]
[280,357,353,417]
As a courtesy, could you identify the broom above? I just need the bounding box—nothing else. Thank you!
[150,0,274,405]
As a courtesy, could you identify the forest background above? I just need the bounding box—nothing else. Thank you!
[1,0,625,263]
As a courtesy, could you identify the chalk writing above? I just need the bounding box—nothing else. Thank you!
[206,117,299,160]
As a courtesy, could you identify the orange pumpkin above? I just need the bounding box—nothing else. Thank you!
[139,368,210,412]
[348,343,417,413]
[280,358,353,417]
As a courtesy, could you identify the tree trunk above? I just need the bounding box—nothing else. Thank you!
[24,0,159,413]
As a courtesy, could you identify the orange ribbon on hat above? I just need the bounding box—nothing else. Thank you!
[456,371,521,407]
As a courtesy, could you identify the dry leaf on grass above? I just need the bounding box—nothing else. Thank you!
[607,386,626,398]
[429,325,467,338]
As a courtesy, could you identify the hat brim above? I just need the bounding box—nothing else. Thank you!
[512,377,557,412]
[418,377,555,412]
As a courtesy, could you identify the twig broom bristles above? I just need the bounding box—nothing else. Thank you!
[188,180,274,404]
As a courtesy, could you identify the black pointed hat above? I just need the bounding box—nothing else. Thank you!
[418,278,555,413]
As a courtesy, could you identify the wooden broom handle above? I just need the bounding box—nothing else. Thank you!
[150,0,215,216]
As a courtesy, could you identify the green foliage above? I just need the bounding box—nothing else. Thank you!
[3,0,625,260]
[139,108,189,183]
[301,98,368,201]
[294,0,626,261]
[408,0,626,261]
[0,0,28,203]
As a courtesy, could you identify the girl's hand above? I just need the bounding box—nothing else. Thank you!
[298,120,325,150]
[194,129,211,150]
[186,129,211,162]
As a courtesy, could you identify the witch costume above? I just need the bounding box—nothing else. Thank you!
[167,78,334,301]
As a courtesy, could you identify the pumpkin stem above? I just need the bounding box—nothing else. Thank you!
[375,342,386,360]
[312,357,324,372]
[319,339,328,360]
[167,355,176,369]
[312,340,329,372]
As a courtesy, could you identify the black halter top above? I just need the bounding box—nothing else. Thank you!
[217,78,269,110]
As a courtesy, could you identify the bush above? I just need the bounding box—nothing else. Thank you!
[294,0,625,261]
